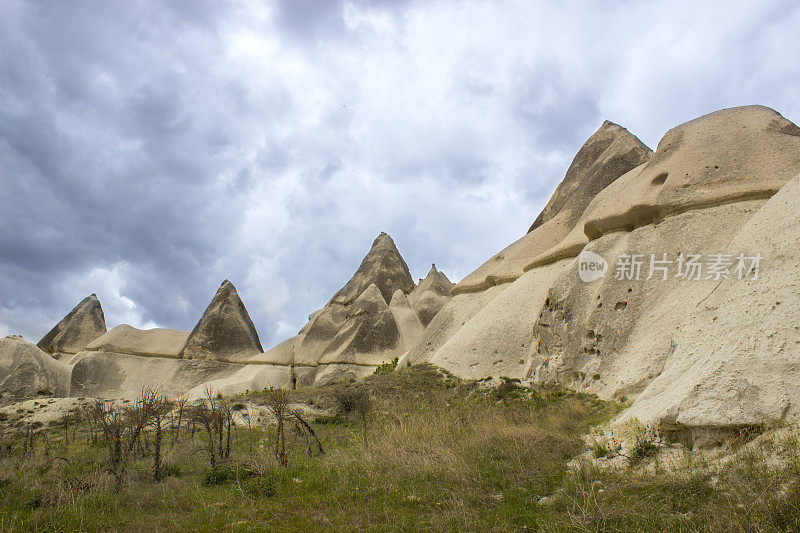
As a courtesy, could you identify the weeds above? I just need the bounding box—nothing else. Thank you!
[0,366,798,531]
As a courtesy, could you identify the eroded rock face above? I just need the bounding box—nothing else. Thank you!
[179,280,263,362]
[407,105,800,436]
[389,289,425,353]
[85,325,188,358]
[454,121,652,295]
[528,121,654,233]
[409,265,454,327]
[1,336,70,397]
[529,105,800,268]
[527,199,764,397]
[37,295,107,355]
[330,232,415,305]
[301,283,401,367]
[274,233,451,384]
[621,174,800,431]
[293,233,416,371]
[70,351,238,399]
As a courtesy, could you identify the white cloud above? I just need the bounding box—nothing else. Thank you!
[1,0,798,347]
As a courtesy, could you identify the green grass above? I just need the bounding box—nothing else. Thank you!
[1,365,799,531]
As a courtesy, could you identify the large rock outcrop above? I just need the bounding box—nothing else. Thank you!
[69,351,239,399]
[292,234,415,376]
[405,120,652,366]
[621,173,800,435]
[408,264,454,327]
[37,294,107,355]
[85,325,189,359]
[407,105,800,438]
[453,120,652,295]
[262,232,448,385]
[1,336,70,397]
[179,280,263,362]
[329,232,416,305]
[527,120,653,234]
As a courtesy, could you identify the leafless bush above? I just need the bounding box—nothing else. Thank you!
[86,388,170,489]
[186,387,233,468]
[264,388,290,466]
[291,409,324,456]
[336,387,372,445]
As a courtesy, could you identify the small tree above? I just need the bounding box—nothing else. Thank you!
[336,388,372,446]
[173,394,188,446]
[87,388,164,489]
[264,388,290,466]
[291,409,325,456]
[187,387,221,467]
[148,393,171,481]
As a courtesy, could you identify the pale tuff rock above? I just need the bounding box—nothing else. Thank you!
[621,174,800,431]
[296,282,402,385]
[405,120,652,367]
[453,121,652,295]
[85,324,189,358]
[403,287,506,366]
[0,336,71,397]
[70,351,239,399]
[287,233,450,383]
[526,199,765,397]
[407,105,800,437]
[429,259,570,380]
[409,264,454,327]
[530,105,800,268]
[318,283,400,365]
[389,289,425,354]
[37,294,107,355]
[528,121,653,234]
[179,280,263,362]
[329,232,415,305]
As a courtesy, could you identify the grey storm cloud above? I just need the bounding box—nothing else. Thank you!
[1,0,799,349]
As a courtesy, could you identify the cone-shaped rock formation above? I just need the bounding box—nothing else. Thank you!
[409,264,454,327]
[179,280,263,361]
[37,294,107,355]
[330,232,415,305]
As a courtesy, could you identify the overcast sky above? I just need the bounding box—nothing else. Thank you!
[1,0,798,349]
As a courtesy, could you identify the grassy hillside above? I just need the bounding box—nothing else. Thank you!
[1,365,799,531]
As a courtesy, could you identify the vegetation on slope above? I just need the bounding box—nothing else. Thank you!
[0,365,799,531]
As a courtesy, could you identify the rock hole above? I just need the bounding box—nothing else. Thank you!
[597,302,602,308]
[651,172,668,185]
[614,301,627,311]
[627,288,632,293]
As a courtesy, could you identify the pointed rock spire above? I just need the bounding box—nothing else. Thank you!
[179,280,263,361]
[527,120,652,233]
[409,265,455,326]
[37,294,107,354]
[330,232,415,306]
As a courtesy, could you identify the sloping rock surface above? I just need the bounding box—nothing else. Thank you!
[622,174,800,431]
[408,105,800,435]
[1,336,70,397]
[180,280,263,362]
[453,121,652,295]
[409,264,454,327]
[86,325,188,358]
[330,232,415,305]
[37,295,106,355]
